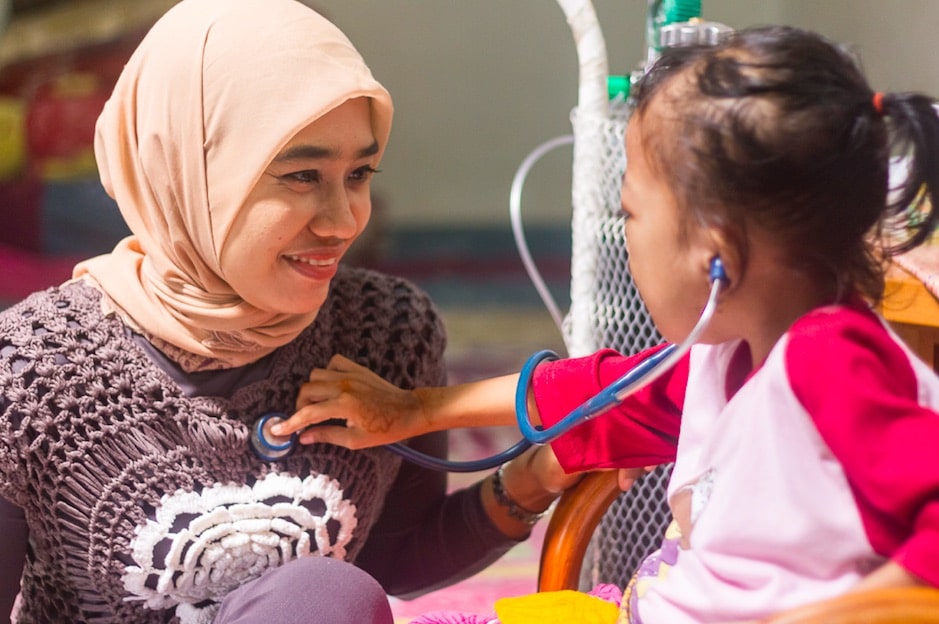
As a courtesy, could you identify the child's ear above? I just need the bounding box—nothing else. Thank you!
[702,226,742,292]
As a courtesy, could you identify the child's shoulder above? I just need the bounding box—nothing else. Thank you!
[787,301,892,355]
[784,301,923,400]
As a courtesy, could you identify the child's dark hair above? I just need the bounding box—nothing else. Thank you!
[632,25,939,302]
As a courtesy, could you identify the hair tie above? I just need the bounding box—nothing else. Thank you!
[872,91,885,116]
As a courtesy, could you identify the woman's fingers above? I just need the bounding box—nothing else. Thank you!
[277,356,424,448]
[297,421,367,449]
[325,353,364,372]
[294,378,341,407]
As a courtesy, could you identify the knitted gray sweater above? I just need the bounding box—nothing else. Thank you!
[0,267,508,623]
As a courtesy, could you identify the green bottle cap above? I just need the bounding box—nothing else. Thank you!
[608,75,631,101]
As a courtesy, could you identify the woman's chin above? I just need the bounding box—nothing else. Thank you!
[284,293,329,316]
[255,285,330,316]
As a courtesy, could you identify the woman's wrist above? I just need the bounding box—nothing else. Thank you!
[491,464,552,526]
[481,460,562,538]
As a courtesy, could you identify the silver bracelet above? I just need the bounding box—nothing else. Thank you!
[491,464,547,526]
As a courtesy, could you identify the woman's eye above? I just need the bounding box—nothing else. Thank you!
[349,165,379,182]
[278,165,378,188]
[284,170,319,184]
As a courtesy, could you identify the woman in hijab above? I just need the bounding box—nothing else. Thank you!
[0,1,570,622]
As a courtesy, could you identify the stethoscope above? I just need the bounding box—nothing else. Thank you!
[251,257,729,471]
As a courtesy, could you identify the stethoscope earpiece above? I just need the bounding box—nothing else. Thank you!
[709,256,729,287]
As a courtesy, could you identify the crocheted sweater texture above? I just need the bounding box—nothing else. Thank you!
[0,267,448,623]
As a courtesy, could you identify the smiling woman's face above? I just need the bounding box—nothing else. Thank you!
[220,97,379,315]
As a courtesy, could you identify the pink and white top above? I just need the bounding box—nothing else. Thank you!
[534,302,939,623]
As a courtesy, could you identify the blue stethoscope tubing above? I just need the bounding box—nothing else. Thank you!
[383,257,728,472]
[385,345,677,472]
[515,257,727,445]
[252,259,728,470]
[384,437,533,473]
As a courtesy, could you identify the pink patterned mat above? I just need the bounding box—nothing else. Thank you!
[390,519,546,624]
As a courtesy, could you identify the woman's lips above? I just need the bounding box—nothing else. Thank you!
[283,253,341,280]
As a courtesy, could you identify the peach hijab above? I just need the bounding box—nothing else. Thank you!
[74,0,392,367]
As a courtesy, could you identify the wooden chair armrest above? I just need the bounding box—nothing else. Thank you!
[538,470,621,592]
[764,586,939,623]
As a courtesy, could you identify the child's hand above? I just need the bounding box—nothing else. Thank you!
[617,466,657,491]
[275,354,427,449]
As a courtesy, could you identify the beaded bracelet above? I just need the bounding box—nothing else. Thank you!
[491,465,547,526]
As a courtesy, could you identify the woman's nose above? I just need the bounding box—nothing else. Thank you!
[308,186,359,239]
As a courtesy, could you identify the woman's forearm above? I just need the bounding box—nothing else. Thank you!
[414,373,525,431]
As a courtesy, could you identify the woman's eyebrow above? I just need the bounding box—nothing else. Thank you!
[274,140,379,162]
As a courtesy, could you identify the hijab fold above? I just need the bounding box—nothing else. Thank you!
[74,0,393,367]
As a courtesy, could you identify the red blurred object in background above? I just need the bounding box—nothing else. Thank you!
[0,173,41,251]
[26,72,107,159]
[25,72,108,177]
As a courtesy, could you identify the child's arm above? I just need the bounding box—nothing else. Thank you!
[852,561,927,591]
[277,354,530,448]
[787,308,939,590]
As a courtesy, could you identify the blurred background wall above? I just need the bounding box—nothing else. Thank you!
[317,0,939,229]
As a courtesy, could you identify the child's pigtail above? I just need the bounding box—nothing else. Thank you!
[882,92,939,254]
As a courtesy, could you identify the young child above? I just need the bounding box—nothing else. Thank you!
[279,25,939,623]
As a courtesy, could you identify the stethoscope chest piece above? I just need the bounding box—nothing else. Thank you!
[250,412,298,461]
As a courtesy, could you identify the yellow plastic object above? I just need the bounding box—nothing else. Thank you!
[494,589,619,624]
[0,96,26,180]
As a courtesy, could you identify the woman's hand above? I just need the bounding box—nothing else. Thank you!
[277,354,428,448]
[281,355,521,449]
